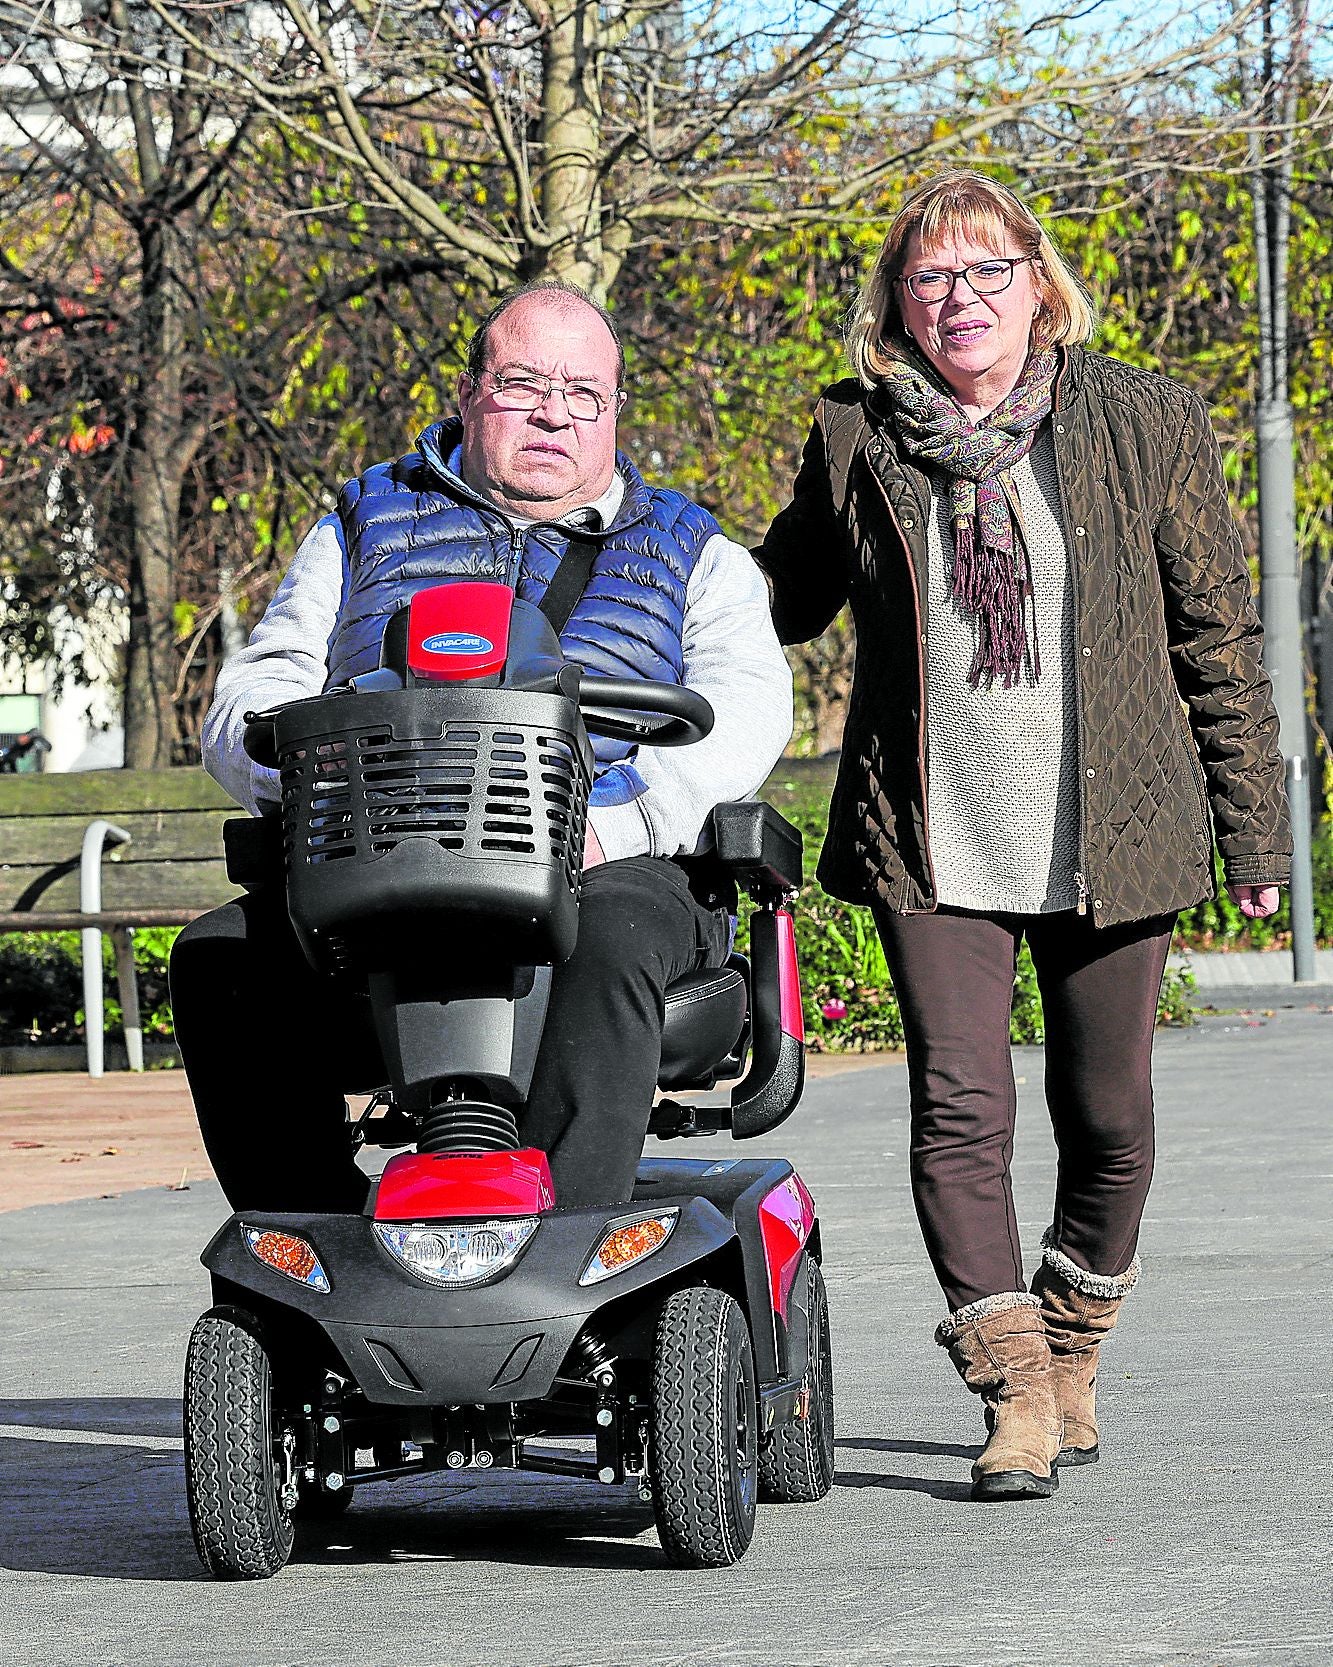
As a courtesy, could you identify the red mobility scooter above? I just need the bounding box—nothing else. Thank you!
[183,580,833,1578]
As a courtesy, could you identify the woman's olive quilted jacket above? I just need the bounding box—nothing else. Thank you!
[755,348,1292,926]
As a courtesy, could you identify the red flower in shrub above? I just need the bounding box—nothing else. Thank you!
[820,998,848,1021]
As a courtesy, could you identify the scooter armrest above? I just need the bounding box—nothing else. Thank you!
[708,803,803,900]
[223,813,284,889]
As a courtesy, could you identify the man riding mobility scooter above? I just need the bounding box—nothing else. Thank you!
[183,579,834,1578]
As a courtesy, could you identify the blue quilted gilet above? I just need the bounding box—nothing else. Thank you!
[325,420,720,797]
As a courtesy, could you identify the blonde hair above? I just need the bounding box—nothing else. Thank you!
[846,171,1098,386]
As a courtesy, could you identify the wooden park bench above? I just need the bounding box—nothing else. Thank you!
[0,768,240,1075]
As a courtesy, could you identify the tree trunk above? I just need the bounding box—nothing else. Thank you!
[789,623,855,756]
[122,217,202,768]
[540,3,610,298]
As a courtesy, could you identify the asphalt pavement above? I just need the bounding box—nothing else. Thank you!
[3,1008,1332,1667]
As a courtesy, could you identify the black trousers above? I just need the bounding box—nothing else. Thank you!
[873,904,1175,1313]
[170,856,728,1213]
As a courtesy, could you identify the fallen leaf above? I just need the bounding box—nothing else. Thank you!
[10,1140,44,1150]
[100,1146,119,1156]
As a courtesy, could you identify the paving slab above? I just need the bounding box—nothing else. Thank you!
[1173,947,1333,987]
[2,1015,1331,1667]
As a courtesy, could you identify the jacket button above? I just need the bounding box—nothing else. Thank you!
[1094,899,1104,909]
[920,632,927,645]
[1086,767,1095,778]
[1082,646,1092,657]
[902,518,915,530]
[1055,424,1066,434]
[1075,526,1087,537]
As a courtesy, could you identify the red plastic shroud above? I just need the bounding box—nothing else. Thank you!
[757,1171,816,1319]
[407,582,513,683]
[373,1149,556,1221]
[776,908,805,1043]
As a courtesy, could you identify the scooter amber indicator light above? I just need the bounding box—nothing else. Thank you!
[243,1227,331,1293]
[580,1210,678,1286]
[374,1217,539,1288]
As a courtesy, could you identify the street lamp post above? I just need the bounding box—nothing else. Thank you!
[1248,0,1317,982]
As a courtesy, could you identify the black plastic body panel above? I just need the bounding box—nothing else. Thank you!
[203,1155,801,1406]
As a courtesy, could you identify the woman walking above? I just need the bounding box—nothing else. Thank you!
[755,171,1291,1500]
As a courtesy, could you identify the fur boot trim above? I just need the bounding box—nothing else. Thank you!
[1039,1228,1140,1300]
[934,1289,1042,1347]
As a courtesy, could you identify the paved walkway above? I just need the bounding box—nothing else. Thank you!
[1172,948,1333,1014]
[3,1009,1331,1666]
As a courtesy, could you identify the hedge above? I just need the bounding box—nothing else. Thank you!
[0,927,177,1049]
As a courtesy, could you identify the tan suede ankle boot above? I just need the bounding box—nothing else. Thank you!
[936,1294,1062,1501]
[1030,1232,1140,1466]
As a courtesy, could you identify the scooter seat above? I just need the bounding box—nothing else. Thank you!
[657,962,748,1091]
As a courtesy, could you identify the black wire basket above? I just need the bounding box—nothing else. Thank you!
[272,687,593,974]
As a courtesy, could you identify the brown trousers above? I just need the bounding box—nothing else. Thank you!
[873,905,1175,1312]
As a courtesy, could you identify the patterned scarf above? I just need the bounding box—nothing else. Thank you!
[877,347,1059,689]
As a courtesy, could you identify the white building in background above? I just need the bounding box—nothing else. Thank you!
[0,599,127,771]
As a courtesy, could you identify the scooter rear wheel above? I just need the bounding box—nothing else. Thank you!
[759,1255,835,1503]
[649,1286,758,1567]
[184,1306,295,1579]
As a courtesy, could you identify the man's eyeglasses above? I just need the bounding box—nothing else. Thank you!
[896,256,1036,304]
[476,369,621,422]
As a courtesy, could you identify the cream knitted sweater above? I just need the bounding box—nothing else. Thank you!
[925,429,1081,914]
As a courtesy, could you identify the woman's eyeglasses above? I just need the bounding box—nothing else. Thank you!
[896,256,1036,304]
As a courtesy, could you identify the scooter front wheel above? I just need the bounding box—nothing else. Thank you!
[649,1286,758,1567]
[184,1306,295,1579]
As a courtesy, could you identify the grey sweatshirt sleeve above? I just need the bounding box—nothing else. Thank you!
[587,534,794,862]
[201,516,345,814]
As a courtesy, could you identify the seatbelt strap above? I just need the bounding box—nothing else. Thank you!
[537,533,600,636]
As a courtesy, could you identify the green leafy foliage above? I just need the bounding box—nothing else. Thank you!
[0,927,179,1047]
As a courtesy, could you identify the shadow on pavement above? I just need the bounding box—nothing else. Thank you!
[837,1435,979,1460]
[295,1497,663,1572]
[0,1396,181,1437]
[2,1396,202,1583]
[2,1395,663,1580]
[832,1435,977,1502]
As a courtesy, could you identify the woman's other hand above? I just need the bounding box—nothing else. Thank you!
[1226,884,1281,919]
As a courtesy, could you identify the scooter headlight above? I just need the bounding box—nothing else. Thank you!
[374,1217,538,1288]
[580,1210,678,1286]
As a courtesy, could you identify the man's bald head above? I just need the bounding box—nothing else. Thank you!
[465,281,625,385]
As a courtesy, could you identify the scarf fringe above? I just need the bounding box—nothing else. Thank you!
[956,526,1041,690]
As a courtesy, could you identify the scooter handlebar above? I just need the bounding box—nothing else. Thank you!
[242,688,356,769]
[241,673,713,771]
[577,677,714,749]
